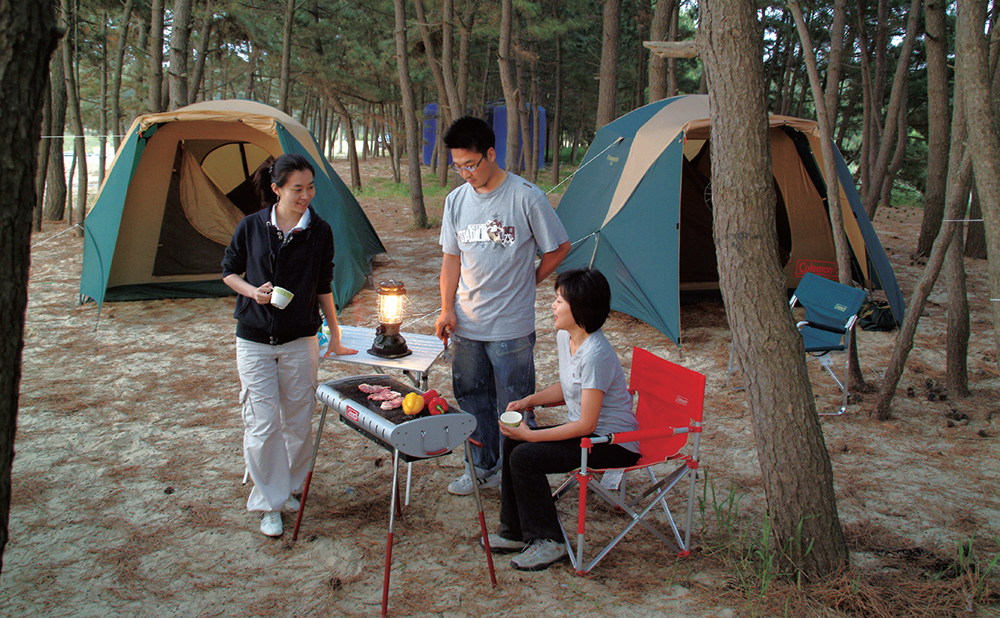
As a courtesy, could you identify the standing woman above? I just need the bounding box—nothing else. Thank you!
[222,153,356,537]
[493,268,640,571]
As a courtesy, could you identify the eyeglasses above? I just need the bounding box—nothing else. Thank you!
[451,153,485,174]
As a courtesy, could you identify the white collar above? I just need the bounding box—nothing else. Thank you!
[270,204,311,233]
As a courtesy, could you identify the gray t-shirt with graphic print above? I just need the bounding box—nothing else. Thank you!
[557,329,639,453]
[440,172,568,341]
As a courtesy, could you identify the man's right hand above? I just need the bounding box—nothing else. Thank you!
[435,311,456,342]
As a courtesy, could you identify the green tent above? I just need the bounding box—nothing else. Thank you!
[556,95,904,345]
[80,99,385,314]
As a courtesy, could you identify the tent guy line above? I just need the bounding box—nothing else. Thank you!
[31,224,83,250]
[546,136,624,195]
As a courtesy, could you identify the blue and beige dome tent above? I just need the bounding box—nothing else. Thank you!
[556,94,904,345]
[80,100,385,314]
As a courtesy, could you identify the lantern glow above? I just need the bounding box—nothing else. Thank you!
[369,280,412,358]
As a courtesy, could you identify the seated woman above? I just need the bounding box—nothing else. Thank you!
[492,267,640,571]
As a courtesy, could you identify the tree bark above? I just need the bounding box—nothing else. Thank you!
[945,219,971,398]
[168,0,192,110]
[330,92,361,192]
[860,0,922,219]
[44,41,67,222]
[873,80,973,419]
[279,0,294,113]
[0,0,59,573]
[62,0,86,235]
[915,0,952,258]
[700,0,848,577]
[958,0,1000,358]
[498,0,519,170]
[98,10,108,188]
[35,80,52,232]
[550,33,562,186]
[596,0,621,130]
[965,186,987,258]
[188,1,213,105]
[110,0,134,151]
[648,0,675,102]
[393,0,428,227]
[148,0,165,113]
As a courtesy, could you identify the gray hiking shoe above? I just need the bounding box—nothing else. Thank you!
[510,539,568,571]
[447,470,501,496]
[479,533,526,554]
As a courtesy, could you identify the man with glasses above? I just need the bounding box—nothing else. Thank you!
[435,116,570,496]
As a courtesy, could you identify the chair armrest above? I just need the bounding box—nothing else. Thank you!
[582,425,695,449]
[797,320,847,335]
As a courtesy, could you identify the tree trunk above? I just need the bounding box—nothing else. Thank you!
[98,10,108,188]
[44,40,67,222]
[965,186,987,258]
[873,79,973,419]
[915,0,951,258]
[648,0,674,102]
[958,0,1000,359]
[860,0,922,219]
[700,0,848,577]
[330,93,361,192]
[35,80,52,232]
[550,33,562,186]
[0,0,59,573]
[110,0,134,151]
[279,0,294,113]
[945,220,971,398]
[596,0,621,130]
[393,0,428,227]
[457,0,473,114]
[148,0,164,113]
[515,53,532,175]
[498,0,519,170]
[168,0,192,110]
[188,1,213,105]
[62,0,87,235]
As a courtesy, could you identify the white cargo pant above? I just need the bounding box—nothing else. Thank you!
[236,336,318,512]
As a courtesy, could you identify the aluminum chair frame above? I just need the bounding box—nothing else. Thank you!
[551,347,705,575]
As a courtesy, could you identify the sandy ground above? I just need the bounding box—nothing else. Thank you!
[3,158,999,617]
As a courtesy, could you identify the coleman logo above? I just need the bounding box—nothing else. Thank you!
[606,155,619,164]
[795,260,838,280]
[835,303,848,312]
[346,406,360,423]
[675,395,689,406]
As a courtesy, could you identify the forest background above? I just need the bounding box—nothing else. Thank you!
[3,0,1000,614]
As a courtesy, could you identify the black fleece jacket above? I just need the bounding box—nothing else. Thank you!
[221,205,335,345]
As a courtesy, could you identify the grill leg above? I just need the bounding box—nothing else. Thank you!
[466,439,497,586]
[293,403,330,541]
[382,449,401,618]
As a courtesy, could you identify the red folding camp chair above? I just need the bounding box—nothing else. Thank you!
[552,346,706,574]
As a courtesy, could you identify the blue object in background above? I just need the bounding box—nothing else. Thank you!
[422,102,546,170]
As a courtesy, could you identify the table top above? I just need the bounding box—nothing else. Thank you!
[326,325,445,374]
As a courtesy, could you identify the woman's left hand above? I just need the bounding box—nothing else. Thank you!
[326,342,358,357]
[499,419,533,442]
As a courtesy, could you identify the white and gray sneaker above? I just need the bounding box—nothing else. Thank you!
[510,539,568,571]
[260,511,283,537]
[447,470,501,496]
[479,533,526,554]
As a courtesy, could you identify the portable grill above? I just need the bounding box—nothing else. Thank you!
[291,375,497,618]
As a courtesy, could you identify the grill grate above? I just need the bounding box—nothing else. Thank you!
[332,376,425,425]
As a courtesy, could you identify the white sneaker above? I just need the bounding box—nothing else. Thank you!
[260,511,283,537]
[510,539,568,571]
[283,496,300,512]
[447,470,501,496]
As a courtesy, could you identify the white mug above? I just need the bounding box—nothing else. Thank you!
[270,286,294,309]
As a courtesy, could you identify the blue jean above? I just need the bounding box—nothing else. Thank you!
[451,332,536,477]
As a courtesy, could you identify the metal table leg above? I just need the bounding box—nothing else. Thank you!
[382,449,402,618]
[292,403,330,541]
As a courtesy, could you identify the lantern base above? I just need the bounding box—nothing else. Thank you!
[369,324,412,359]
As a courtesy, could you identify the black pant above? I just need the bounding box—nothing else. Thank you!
[499,428,640,543]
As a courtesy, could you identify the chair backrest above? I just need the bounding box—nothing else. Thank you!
[629,347,706,465]
[791,273,868,351]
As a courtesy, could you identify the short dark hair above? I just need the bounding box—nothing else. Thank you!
[555,268,612,333]
[252,153,315,208]
[443,116,495,154]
